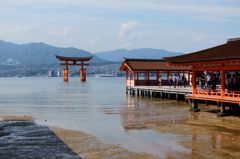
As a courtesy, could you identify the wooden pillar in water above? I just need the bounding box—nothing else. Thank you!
[80,68,86,81]
[80,61,86,81]
[63,68,68,82]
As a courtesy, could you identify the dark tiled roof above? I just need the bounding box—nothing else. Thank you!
[120,58,191,71]
[165,39,240,63]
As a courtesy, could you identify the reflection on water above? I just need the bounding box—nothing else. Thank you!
[123,95,190,130]
[1,77,240,158]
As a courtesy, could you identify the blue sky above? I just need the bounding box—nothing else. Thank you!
[0,0,239,53]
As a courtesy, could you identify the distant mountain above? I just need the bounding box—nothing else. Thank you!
[95,48,182,62]
[0,40,107,66]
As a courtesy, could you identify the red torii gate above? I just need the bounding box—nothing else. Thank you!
[56,55,92,82]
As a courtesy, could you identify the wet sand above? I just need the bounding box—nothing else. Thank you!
[122,99,240,159]
[0,116,156,159]
[51,127,156,159]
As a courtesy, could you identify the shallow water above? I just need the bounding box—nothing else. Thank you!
[1,77,240,158]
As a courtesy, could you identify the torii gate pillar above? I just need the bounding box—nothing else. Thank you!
[80,68,86,81]
[63,68,69,82]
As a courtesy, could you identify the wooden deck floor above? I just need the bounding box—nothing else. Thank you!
[131,86,192,94]
[187,95,240,104]
[127,86,192,100]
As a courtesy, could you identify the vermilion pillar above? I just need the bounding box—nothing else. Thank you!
[221,70,225,97]
[134,71,137,80]
[63,68,68,82]
[130,71,133,87]
[192,71,196,95]
[156,71,159,81]
[80,68,86,81]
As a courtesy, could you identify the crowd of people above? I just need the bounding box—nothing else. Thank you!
[161,74,188,88]
[199,72,240,91]
[158,72,240,92]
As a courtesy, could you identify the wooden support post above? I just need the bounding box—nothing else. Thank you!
[221,103,225,113]
[217,102,227,117]
[189,99,200,112]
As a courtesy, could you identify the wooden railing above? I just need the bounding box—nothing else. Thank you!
[224,91,240,98]
[195,89,240,99]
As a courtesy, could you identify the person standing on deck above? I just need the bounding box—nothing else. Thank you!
[200,74,206,89]
[225,74,230,90]
[173,74,177,88]
[158,75,162,88]
[168,75,172,87]
[211,74,217,91]
[182,75,187,88]
[206,74,211,89]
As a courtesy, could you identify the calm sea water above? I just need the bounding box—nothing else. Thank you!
[0,77,191,157]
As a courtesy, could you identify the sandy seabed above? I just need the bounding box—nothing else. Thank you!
[0,116,156,159]
[2,109,240,159]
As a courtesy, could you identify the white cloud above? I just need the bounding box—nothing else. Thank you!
[49,28,71,37]
[118,21,139,39]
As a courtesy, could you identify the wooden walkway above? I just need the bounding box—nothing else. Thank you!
[127,86,192,100]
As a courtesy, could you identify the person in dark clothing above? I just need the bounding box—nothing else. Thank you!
[200,74,205,89]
